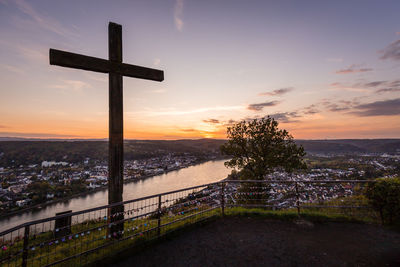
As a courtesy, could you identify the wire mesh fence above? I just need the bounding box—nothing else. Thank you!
[224,180,376,220]
[0,179,375,266]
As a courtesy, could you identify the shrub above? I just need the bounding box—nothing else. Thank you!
[366,177,400,225]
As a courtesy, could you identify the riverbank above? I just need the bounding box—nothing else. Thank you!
[1,158,228,219]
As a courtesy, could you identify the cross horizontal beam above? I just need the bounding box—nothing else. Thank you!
[49,48,164,82]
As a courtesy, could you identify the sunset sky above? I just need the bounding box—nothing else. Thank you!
[0,0,399,140]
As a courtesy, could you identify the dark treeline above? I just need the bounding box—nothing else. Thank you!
[0,139,226,167]
[296,139,400,154]
[0,139,399,167]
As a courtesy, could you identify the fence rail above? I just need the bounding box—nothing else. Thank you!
[0,179,375,266]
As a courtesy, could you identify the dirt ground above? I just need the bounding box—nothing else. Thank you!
[109,217,400,267]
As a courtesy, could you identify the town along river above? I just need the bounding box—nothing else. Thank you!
[0,160,230,232]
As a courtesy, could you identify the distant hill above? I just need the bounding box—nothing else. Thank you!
[0,139,226,167]
[0,138,398,167]
[0,137,107,141]
[295,140,365,154]
[296,139,400,154]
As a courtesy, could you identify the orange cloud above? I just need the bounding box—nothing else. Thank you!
[335,64,373,74]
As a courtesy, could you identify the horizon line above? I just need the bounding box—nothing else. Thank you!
[0,137,399,141]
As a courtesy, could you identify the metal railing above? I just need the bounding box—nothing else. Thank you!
[0,179,375,266]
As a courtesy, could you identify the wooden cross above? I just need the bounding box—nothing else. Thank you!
[49,22,164,233]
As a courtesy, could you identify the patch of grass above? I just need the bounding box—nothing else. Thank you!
[224,207,367,223]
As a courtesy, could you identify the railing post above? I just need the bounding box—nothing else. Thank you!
[295,182,300,216]
[157,195,162,237]
[22,225,30,267]
[220,182,225,217]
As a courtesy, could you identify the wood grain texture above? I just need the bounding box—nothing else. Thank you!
[49,49,163,81]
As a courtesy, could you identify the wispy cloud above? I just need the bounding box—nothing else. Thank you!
[151,89,167,93]
[380,39,400,61]
[326,57,343,62]
[319,98,360,112]
[16,45,47,62]
[268,112,300,123]
[258,87,293,96]
[179,128,197,132]
[331,80,400,94]
[153,58,161,66]
[221,119,238,127]
[177,127,224,138]
[314,96,400,117]
[362,81,386,87]
[351,98,400,116]
[0,132,80,138]
[0,40,47,64]
[142,105,243,116]
[13,0,76,37]
[335,64,373,74]
[387,80,400,87]
[325,103,351,112]
[376,88,400,93]
[247,101,280,111]
[329,84,368,93]
[303,104,320,115]
[174,0,184,32]
[203,119,220,124]
[374,80,400,94]
[51,79,92,92]
[0,64,24,74]
[84,73,107,83]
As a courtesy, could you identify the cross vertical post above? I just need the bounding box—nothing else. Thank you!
[108,22,124,236]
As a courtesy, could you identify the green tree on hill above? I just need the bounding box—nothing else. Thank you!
[221,117,307,180]
[221,117,306,205]
[366,177,400,225]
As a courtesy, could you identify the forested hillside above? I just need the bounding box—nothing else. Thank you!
[0,139,399,167]
[0,139,226,167]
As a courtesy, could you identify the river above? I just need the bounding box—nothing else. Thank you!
[0,159,230,232]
